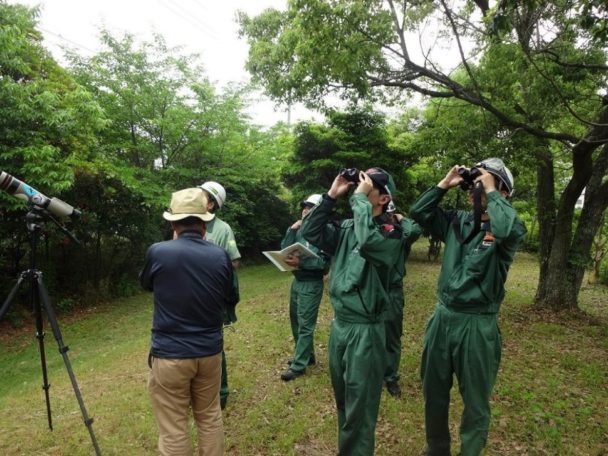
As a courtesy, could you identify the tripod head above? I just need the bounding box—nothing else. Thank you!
[24,203,81,245]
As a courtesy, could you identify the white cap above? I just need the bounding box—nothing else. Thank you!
[301,193,322,207]
[477,158,514,197]
[199,181,226,209]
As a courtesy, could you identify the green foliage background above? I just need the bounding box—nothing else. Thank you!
[1,0,608,321]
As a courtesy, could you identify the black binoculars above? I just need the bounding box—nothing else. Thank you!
[339,168,360,184]
[458,166,483,191]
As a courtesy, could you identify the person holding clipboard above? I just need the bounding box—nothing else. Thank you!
[279,194,330,381]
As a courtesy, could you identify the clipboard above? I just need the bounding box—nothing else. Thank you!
[262,242,320,272]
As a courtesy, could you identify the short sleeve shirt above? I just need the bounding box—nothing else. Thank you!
[205,216,241,261]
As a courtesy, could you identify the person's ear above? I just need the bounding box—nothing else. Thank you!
[380,195,391,206]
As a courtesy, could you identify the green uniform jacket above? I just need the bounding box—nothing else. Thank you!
[301,192,402,323]
[410,186,527,313]
[280,227,329,281]
[390,218,423,288]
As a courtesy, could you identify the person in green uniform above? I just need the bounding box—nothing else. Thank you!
[199,181,241,410]
[409,158,527,456]
[280,193,331,381]
[301,167,403,456]
[383,202,422,397]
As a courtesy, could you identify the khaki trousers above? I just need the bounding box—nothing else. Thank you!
[149,353,224,456]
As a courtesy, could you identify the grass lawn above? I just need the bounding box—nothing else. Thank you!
[0,243,607,455]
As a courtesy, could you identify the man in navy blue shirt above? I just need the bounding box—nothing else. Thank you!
[140,188,238,456]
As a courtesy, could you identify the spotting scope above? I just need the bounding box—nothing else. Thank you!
[0,171,81,219]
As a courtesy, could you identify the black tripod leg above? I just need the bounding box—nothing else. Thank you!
[35,274,102,456]
[1,272,55,432]
[32,273,54,431]
[0,273,25,321]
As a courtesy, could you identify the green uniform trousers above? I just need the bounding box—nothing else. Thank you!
[330,318,386,456]
[221,272,239,408]
[289,278,324,372]
[384,287,405,383]
[220,350,228,407]
[421,304,501,456]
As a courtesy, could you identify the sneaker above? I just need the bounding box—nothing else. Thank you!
[385,380,401,397]
[280,368,304,381]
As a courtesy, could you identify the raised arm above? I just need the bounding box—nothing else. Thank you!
[301,173,353,254]
[300,195,339,254]
[410,165,464,241]
[350,192,401,267]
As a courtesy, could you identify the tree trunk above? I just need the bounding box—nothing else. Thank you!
[536,213,580,311]
[572,145,608,292]
[94,229,102,288]
[533,145,556,304]
[535,170,589,311]
[535,111,608,310]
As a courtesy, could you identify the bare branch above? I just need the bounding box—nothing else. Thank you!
[450,8,486,35]
[538,49,608,71]
[386,0,410,61]
[522,48,608,128]
[439,0,484,100]
[369,68,581,143]
[473,0,489,16]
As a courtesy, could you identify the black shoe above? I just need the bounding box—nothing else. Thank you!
[287,357,316,366]
[280,368,304,381]
[385,380,401,397]
[220,396,227,410]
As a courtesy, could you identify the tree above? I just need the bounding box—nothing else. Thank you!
[0,2,105,306]
[67,30,210,170]
[67,29,294,256]
[239,0,608,311]
[284,108,417,214]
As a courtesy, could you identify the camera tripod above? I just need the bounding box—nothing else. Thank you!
[0,206,102,455]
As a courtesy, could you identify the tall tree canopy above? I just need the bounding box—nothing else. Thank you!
[239,0,608,311]
[67,29,294,257]
[284,108,418,213]
[0,2,105,302]
[0,4,293,313]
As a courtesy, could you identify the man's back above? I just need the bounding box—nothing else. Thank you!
[140,232,234,358]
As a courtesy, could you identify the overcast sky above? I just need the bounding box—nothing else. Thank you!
[9,0,323,127]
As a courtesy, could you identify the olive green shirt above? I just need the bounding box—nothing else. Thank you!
[205,216,241,261]
[205,215,241,324]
